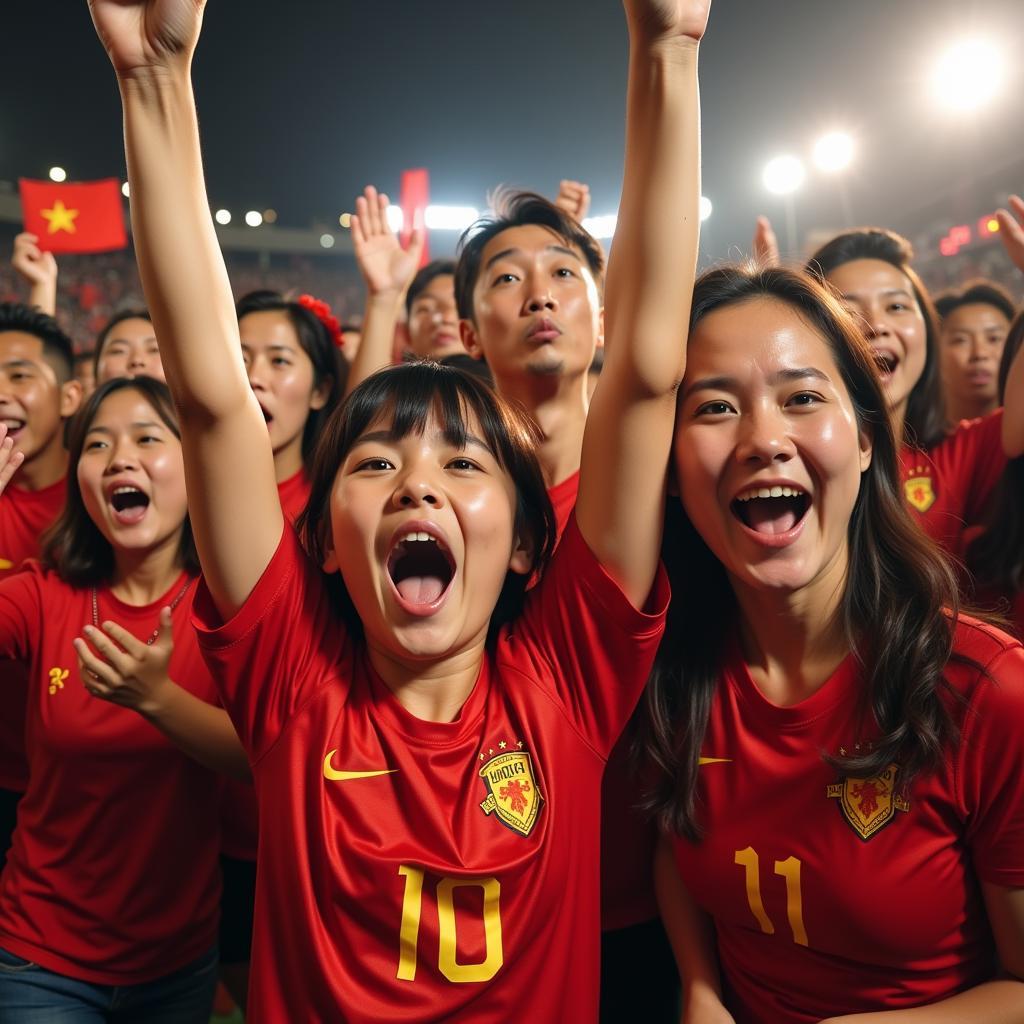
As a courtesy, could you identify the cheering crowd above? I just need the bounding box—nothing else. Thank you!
[0,1,1021,1022]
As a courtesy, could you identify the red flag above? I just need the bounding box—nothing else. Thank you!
[399,168,430,268]
[19,178,127,255]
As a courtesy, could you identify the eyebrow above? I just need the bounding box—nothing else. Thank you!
[85,421,165,435]
[840,288,914,302]
[483,244,581,272]
[240,342,297,353]
[682,366,831,402]
[0,359,38,371]
[353,429,495,455]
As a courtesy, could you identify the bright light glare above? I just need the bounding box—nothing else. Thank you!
[582,214,617,239]
[386,205,404,232]
[425,205,479,231]
[263,209,278,224]
[320,233,335,249]
[813,132,855,173]
[215,209,232,226]
[930,39,1005,112]
[762,155,806,196]
[339,212,352,229]
[49,166,67,183]
[244,210,263,228]
[699,196,713,222]
[121,181,130,198]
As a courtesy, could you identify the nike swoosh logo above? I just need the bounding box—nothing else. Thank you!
[698,757,732,765]
[322,750,397,782]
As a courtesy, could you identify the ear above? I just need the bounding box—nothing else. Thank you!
[59,379,83,419]
[858,423,873,473]
[460,318,486,363]
[309,375,333,412]
[508,531,534,577]
[594,306,605,351]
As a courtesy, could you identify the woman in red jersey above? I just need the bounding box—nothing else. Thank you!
[805,223,1024,558]
[645,265,1024,1024]
[88,0,708,1020]
[0,376,231,1022]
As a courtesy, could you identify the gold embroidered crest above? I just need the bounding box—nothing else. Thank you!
[827,763,909,840]
[479,750,543,837]
[904,474,936,513]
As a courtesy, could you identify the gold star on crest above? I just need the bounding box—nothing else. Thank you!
[498,740,507,749]
[41,199,79,235]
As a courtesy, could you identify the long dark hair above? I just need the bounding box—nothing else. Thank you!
[297,361,556,640]
[966,309,1024,594]
[236,290,347,464]
[642,265,962,840]
[41,376,200,587]
[806,228,946,450]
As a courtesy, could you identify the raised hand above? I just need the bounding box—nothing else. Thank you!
[87,0,206,77]
[350,186,425,299]
[752,215,780,267]
[995,194,1024,274]
[622,0,711,43]
[74,607,174,716]
[0,425,25,497]
[12,233,58,296]
[554,180,592,222]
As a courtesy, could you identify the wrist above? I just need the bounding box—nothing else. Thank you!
[367,289,405,309]
[118,63,193,103]
[137,675,175,720]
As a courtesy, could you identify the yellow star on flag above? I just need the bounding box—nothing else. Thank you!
[41,200,79,235]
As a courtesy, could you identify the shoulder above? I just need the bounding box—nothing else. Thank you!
[945,613,1024,716]
[933,408,1004,457]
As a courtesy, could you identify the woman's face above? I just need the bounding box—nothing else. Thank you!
[325,408,531,662]
[96,317,164,384]
[674,297,872,599]
[78,388,188,556]
[824,259,927,419]
[239,310,327,465]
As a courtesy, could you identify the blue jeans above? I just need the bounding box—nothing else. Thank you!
[0,945,218,1024]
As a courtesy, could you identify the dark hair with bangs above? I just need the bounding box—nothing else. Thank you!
[642,265,964,840]
[41,376,199,587]
[454,190,605,323]
[236,290,347,464]
[297,361,556,638]
[934,278,1016,324]
[93,308,153,378]
[405,260,457,319]
[806,228,947,450]
[0,301,74,383]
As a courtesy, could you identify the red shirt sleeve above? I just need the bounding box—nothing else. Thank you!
[958,643,1024,888]
[192,526,352,763]
[936,410,1007,525]
[511,514,670,758]
[0,564,42,662]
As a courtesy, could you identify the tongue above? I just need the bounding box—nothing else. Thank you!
[744,498,799,536]
[396,575,445,605]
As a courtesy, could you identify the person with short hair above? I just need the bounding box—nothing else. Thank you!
[94,308,164,384]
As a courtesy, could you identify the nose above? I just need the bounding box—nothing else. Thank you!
[105,437,139,473]
[735,404,795,466]
[523,271,557,315]
[127,349,148,372]
[247,355,267,391]
[863,309,892,340]
[391,464,444,510]
[968,335,988,362]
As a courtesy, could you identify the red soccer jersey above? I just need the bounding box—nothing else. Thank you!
[670,618,1024,1024]
[899,410,1006,557]
[276,467,312,525]
[0,477,67,792]
[547,469,580,545]
[193,518,668,1023]
[0,565,223,985]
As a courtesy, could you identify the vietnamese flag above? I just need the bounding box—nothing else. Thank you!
[19,178,127,254]
[399,168,430,268]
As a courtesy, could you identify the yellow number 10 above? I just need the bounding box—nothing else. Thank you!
[734,847,808,946]
[397,865,504,983]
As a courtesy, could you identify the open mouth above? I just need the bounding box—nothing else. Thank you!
[109,486,150,525]
[386,531,456,612]
[0,418,25,438]
[258,403,273,425]
[731,486,810,537]
[871,349,900,377]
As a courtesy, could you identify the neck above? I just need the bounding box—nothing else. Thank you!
[367,635,486,723]
[731,553,850,707]
[16,437,67,493]
[946,393,996,425]
[110,534,185,606]
[273,437,305,484]
[494,371,588,487]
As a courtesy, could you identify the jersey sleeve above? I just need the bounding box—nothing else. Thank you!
[514,514,670,758]
[192,525,351,764]
[940,410,1007,525]
[0,564,42,663]
[958,643,1024,888]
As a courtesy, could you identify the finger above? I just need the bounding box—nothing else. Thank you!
[82,624,133,677]
[364,186,382,236]
[0,444,25,492]
[73,640,119,693]
[350,212,365,248]
[1008,194,1024,224]
[378,193,394,239]
[407,228,426,263]
[101,619,149,661]
[151,607,175,652]
[996,209,1024,250]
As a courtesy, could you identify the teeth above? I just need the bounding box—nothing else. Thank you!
[402,531,436,544]
[736,486,805,502]
[112,486,142,496]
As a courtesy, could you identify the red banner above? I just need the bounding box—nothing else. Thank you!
[399,168,430,268]
[19,178,127,254]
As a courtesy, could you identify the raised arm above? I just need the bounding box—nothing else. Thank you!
[575,0,709,609]
[89,0,281,617]
[996,195,1024,456]
[12,233,58,316]
[344,186,424,397]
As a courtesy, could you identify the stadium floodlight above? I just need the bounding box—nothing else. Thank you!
[121,181,130,198]
[214,209,232,226]
[813,132,855,173]
[49,167,67,183]
[425,205,479,231]
[699,196,713,222]
[762,155,805,196]
[320,234,335,249]
[263,209,278,224]
[244,210,263,228]
[386,205,404,233]
[582,213,617,239]
[930,38,1005,112]
[339,213,352,229]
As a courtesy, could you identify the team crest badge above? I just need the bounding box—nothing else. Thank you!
[479,749,543,837]
[827,763,909,840]
[904,474,935,513]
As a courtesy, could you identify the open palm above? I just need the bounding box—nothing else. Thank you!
[623,0,711,43]
[351,186,425,297]
[88,0,206,76]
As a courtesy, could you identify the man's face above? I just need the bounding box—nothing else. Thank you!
[460,224,603,387]
[407,275,464,359]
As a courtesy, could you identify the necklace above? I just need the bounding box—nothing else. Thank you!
[91,577,194,646]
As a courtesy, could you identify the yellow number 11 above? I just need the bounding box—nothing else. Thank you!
[734,847,808,946]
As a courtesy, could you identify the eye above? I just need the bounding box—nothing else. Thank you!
[888,302,909,313]
[9,371,29,382]
[554,267,576,279]
[695,400,735,416]
[138,434,162,445]
[355,457,394,472]
[84,439,107,451]
[786,392,823,408]
[271,356,292,367]
[447,457,481,472]
[492,273,519,286]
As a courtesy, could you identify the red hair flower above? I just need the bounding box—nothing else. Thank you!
[297,293,344,349]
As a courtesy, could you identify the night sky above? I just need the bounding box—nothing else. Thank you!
[2,1,1022,260]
